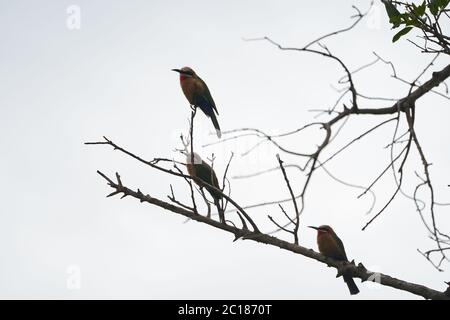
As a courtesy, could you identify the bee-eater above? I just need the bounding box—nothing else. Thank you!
[172,67,221,138]
[185,152,225,223]
[308,225,360,295]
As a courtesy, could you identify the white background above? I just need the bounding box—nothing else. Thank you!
[0,0,449,299]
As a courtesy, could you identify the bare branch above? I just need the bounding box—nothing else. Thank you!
[276,154,300,244]
[95,170,450,300]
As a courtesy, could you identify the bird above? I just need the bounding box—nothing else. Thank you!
[308,225,360,295]
[185,152,225,223]
[172,67,221,138]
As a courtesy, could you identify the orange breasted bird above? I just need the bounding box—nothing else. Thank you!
[172,67,221,138]
[308,225,360,295]
[185,152,225,223]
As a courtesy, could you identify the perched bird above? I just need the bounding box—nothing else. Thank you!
[185,152,224,223]
[308,225,360,295]
[172,67,221,138]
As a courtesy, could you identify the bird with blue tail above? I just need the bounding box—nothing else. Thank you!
[185,152,225,223]
[172,67,221,138]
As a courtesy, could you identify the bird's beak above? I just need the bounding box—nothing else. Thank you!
[171,69,181,73]
[308,226,320,231]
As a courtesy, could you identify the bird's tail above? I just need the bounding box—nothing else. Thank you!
[344,275,360,295]
[210,113,221,138]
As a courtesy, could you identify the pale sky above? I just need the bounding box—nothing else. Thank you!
[1,0,449,299]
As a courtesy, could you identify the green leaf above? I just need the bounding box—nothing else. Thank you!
[392,26,413,42]
[384,1,402,26]
[405,18,421,27]
[437,0,450,9]
[428,0,450,16]
[429,0,440,15]
[413,2,426,16]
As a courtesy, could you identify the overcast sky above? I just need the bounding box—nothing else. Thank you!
[1,0,449,299]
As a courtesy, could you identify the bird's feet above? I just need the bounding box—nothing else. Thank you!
[336,260,356,279]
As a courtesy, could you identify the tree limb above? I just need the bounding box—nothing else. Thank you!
[95,170,450,300]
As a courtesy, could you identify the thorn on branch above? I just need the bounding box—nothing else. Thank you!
[107,191,121,198]
[236,211,249,231]
[116,172,123,187]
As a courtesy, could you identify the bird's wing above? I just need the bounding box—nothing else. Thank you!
[194,161,221,199]
[198,77,219,115]
[194,162,217,187]
[333,235,349,261]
